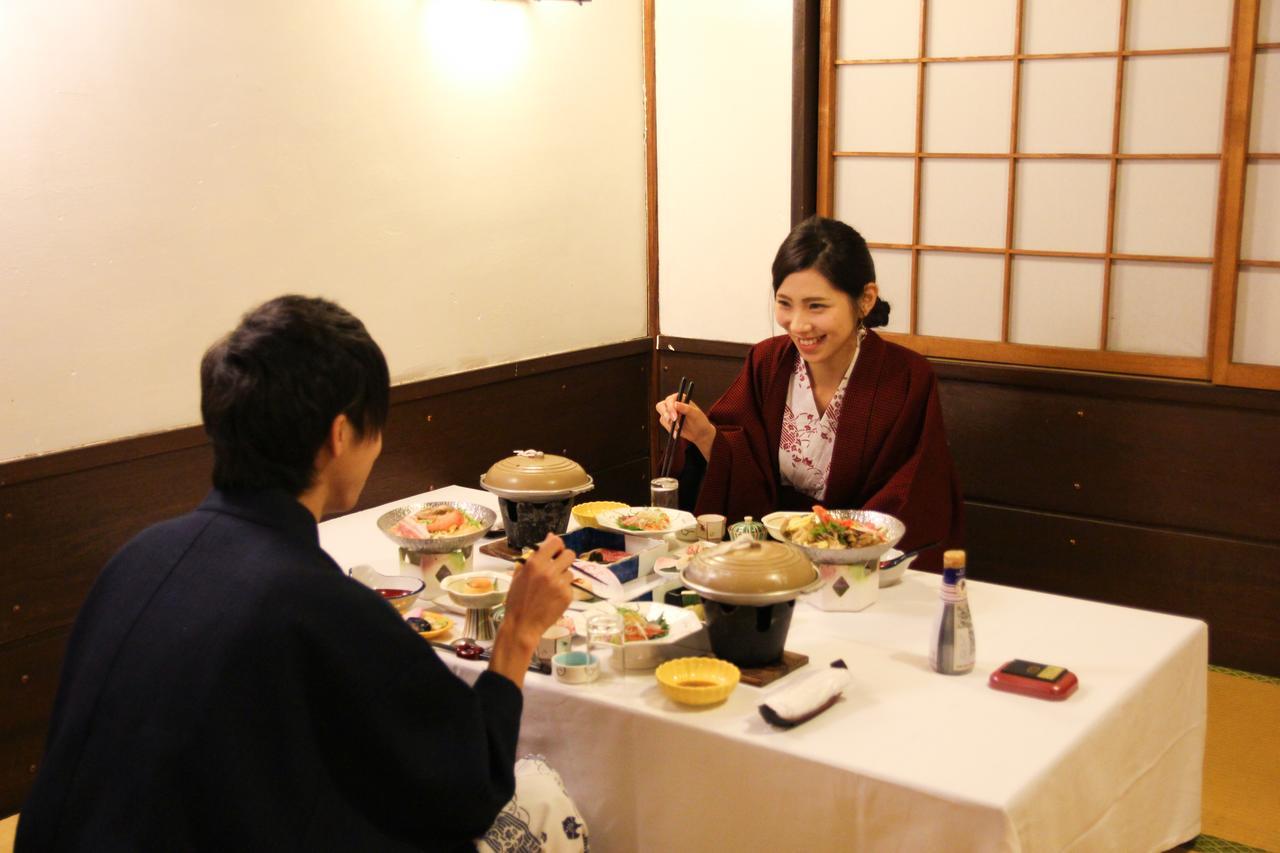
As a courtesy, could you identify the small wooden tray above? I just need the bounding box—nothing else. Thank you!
[738,651,809,687]
[479,538,524,562]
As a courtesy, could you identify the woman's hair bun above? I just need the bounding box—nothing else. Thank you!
[863,297,891,329]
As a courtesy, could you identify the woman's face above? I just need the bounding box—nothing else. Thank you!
[774,269,873,368]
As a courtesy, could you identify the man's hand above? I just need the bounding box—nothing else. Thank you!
[487,534,575,688]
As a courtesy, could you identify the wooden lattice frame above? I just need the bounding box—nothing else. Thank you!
[817,0,1280,388]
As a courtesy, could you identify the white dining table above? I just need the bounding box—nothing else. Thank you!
[320,486,1207,853]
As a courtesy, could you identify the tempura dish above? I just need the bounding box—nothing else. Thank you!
[783,505,887,549]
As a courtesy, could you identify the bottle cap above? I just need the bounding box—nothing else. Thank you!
[943,549,966,569]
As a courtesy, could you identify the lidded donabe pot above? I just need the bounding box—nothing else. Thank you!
[680,539,822,668]
[479,450,594,501]
[681,539,821,606]
[480,450,594,549]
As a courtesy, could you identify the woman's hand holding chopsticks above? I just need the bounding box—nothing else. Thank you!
[656,389,716,462]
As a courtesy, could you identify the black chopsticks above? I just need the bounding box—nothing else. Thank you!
[657,376,694,480]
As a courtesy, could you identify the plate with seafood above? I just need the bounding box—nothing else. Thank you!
[593,506,697,539]
[377,501,497,553]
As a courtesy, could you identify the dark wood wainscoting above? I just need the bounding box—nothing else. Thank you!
[0,338,652,817]
[657,335,1280,677]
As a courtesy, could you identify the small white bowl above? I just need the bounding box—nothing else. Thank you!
[762,511,808,542]
[878,548,916,587]
[440,571,510,609]
[553,651,600,684]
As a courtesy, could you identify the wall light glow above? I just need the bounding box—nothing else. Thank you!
[419,0,530,84]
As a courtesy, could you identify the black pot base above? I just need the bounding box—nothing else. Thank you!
[703,598,797,668]
[497,496,574,550]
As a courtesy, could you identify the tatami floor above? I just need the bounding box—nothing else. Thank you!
[1,666,1276,852]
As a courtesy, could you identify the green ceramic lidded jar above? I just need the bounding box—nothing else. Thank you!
[728,516,769,542]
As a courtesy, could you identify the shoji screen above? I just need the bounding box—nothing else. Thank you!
[1219,0,1280,385]
[819,0,1279,388]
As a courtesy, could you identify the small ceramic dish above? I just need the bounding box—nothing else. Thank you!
[405,611,453,640]
[439,572,511,610]
[655,657,740,706]
[553,651,601,684]
[878,548,916,587]
[348,565,426,614]
[762,511,809,543]
[571,500,629,530]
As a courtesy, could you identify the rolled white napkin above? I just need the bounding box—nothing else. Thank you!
[759,660,851,728]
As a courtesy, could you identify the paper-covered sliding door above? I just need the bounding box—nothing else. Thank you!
[1220,2,1280,384]
[819,0,1279,389]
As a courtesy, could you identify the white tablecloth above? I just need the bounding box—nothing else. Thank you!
[320,486,1206,853]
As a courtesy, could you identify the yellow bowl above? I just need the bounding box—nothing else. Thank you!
[412,613,453,641]
[572,500,629,530]
[655,657,740,706]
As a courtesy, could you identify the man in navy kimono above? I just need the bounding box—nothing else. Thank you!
[18,296,577,852]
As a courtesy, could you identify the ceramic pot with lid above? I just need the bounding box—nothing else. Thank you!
[680,539,821,667]
[480,450,594,549]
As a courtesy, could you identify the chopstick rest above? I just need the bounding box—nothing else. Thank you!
[759,660,850,728]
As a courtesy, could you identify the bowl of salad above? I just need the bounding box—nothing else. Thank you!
[578,601,703,670]
[593,506,698,539]
[377,501,497,553]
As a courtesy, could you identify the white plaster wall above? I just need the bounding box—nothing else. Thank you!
[0,0,647,462]
[655,0,793,344]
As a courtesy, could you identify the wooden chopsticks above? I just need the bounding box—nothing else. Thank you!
[657,376,694,480]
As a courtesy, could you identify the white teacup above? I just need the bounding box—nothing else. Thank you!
[553,651,600,684]
[536,626,572,664]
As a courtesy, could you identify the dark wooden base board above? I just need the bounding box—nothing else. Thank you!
[738,650,810,687]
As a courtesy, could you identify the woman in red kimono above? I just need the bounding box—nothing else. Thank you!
[657,217,962,571]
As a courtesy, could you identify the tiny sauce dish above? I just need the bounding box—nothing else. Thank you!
[655,657,740,706]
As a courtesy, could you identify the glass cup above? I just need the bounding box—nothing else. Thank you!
[649,477,679,509]
[585,610,625,674]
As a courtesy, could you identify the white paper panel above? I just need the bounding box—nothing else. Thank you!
[1009,257,1104,349]
[836,64,918,152]
[1019,58,1115,153]
[838,0,921,60]
[1262,0,1280,43]
[1233,268,1280,366]
[1014,161,1111,252]
[1023,0,1120,54]
[1108,262,1211,356]
[924,62,1013,153]
[1115,161,1220,257]
[920,159,1009,248]
[1121,55,1228,153]
[1127,0,1232,50]
[917,252,1005,341]
[926,0,1016,57]
[868,249,912,333]
[1242,162,1280,261]
[1251,53,1280,153]
[834,157,916,245]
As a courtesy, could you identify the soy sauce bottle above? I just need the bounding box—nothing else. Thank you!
[930,549,975,675]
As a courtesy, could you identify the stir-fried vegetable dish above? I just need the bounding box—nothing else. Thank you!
[783,505,886,549]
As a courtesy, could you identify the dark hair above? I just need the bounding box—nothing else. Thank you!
[200,295,390,495]
[771,216,891,328]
